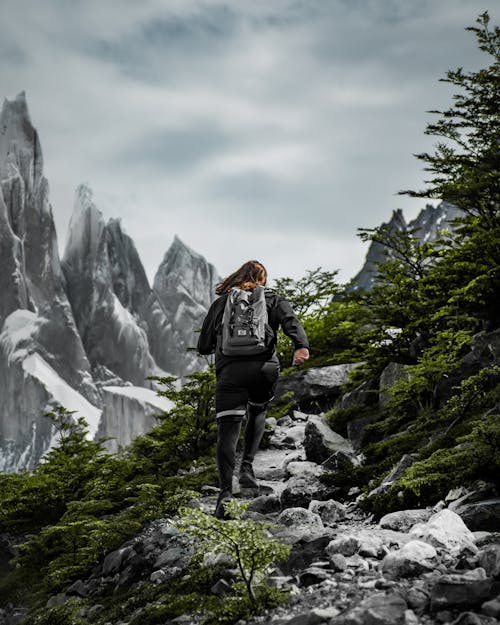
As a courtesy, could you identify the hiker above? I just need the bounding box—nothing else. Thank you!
[197,260,309,519]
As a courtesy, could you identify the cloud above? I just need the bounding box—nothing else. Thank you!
[0,0,495,284]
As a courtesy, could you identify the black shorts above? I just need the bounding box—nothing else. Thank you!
[215,359,280,420]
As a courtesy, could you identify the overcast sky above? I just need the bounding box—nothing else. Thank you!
[0,0,495,284]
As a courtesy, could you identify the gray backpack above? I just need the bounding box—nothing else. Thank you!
[221,286,269,356]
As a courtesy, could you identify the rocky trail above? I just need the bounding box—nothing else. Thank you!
[12,407,498,625]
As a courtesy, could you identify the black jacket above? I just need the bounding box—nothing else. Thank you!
[197,289,309,371]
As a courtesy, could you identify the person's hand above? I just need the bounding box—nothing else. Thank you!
[292,347,310,366]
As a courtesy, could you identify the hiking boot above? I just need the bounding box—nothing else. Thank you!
[239,461,258,489]
[214,490,232,520]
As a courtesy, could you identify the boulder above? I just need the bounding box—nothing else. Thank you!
[326,531,384,559]
[280,474,335,510]
[430,568,493,610]
[274,363,362,409]
[333,592,407,625]
[276,507,324,539]
[297,566,332,587]
[379,509,434,532]
[308,499,346,525]
[286,461,325,479]
[381,540,437,578]
[409,509,477,556]
[248,494,281,514]
[322,449,361,472]
[339,380,374,410]
[303,415,353,464]
[347,413,379,451]
[379,362,411,408]
[453,499,500,532]
[281,535,333,575]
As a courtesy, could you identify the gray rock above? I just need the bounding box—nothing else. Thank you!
[406,586,430,614]
[150,235,220,376]
[334,591,407,625]
[280,474,333,510]
[322,449,361,472]
[381,540,437,578]
[66,579,88,597]
[339,381,373,410]
[430,568,493,610]
[0,94,99,472]
[281,535,333,575]
[248,494,281,514]
[346,413,378,451]
[274,363,362,408]
[308,499,346,525]
[410,509,477,556]
[46,593,67,608]
[329,553,348,572]
[154,546,190,570]
[453,499,500,532]
[304,415,353,464]
[482,594,500,619]
[297,566,332,587]
[326,531,385,559]
[366,454,416,499]
[277,507,324,534]
[379,362,411,408]
[379,509,434,532]
[102,546,134,575]
[478,544,500,578]
[210,578,232,597]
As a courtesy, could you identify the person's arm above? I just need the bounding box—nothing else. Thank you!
[197,300,219,355]
[275,297,310,365]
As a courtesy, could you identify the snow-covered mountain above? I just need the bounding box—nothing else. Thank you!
[62,184,157,386]
[349,202,462,291]
[0,93,216,472]
[149,236,220,376]
[0,92,101,471]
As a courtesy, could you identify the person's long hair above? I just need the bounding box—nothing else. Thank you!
[215,260,267,295]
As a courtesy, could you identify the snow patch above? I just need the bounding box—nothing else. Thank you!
[22,352,101,438]
[112,294,139,340]
[0,309,40,361]
[102,385,174,413]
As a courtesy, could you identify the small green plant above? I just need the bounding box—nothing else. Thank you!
[175,501,291,605]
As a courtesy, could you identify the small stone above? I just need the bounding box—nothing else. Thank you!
[406,586,430,614]
[329,553,348,572]
[211,578,232,597]
[404,609,420,625]
[482,594,500,618]
[311,606,340,619]
[46,593,67,608]
[66,579,88,597]
[450,612,488,625]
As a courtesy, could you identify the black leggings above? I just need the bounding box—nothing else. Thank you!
[216,404,268,492]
